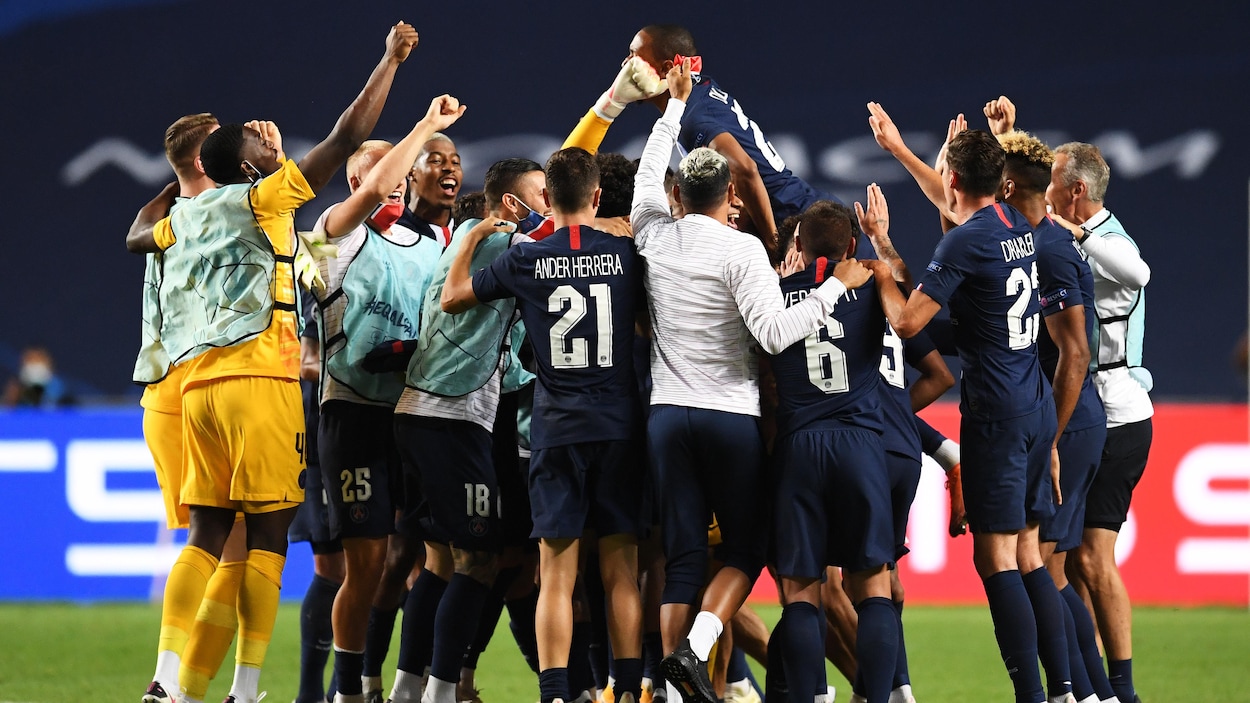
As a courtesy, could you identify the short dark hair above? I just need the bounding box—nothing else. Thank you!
[595,152,637,218]
[797,200,858,261]
[164,113,218,178]
[677,147,731,212]
[453,191,486,223]
[483,158,544,211]
[946,130,1006,198]
[199,123,246,185]
[544,148,600,214]
[641,24,696,62]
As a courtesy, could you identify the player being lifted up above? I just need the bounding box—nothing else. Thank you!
[631,59,871,703]
[442,147,646,703]
[859,129,1075,703]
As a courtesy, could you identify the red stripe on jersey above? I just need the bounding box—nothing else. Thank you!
[569,224,582,250]
[440,225,451,247]
[992,202,1012,227]
[1045,214,1055,225]
[814,257,828,283]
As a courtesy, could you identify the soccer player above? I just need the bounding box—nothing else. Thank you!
[989,126,1117,703]
[1046,141,1152,703]
[390,158,547,703]
[398,133,462,247]
[135,112,252,703]
[768,199,898,703]
[631,60,871,703]
[312,98,466,703]
[859,131,1070,703]
[125,22,421,703]
[442,146,646,703]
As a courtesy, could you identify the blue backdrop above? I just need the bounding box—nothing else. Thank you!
[1,1,1246,402]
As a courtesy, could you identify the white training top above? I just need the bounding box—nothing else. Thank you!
[313,202,422,408]
[630,98,848,417]
[1079,207,1153,426]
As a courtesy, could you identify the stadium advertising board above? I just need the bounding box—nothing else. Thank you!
[0,405,1245,604]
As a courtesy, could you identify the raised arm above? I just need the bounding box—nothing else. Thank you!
[322,95,467,237]
[856,184,914,289]
[298,22,419,194]
[631,61,693,238]
[728,241,870,354]
[983,95,1017,136]
[126,181,179,253]
[867,102,960,227]
[562,56,665,155]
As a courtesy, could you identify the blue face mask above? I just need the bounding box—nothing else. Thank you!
[510,194,547,234]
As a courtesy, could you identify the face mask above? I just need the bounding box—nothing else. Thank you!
[369,201,405,232]
[510,194,547,234]
[242,160,266,184]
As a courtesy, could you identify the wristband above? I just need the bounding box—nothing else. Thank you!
[1076,225,1092,244]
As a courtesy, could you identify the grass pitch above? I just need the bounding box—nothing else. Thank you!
[0,602,1245,702]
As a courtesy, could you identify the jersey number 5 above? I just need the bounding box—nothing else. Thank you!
[805,317,849,394]
[549,283,613,369]
[1007,263,1040,350]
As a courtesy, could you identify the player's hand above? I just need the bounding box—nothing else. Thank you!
[862,257,894,282]
[1047,210,1084,239]
[297,230,340,262]
[245,120,285,162]
[946,464,968,537]
[667,57,694,103]
[779,246,805,277]
[466,218,517,245]
[983,95,1016,136]
[595,216,633,238]
[867,102,907,155]
[594,57,666,121]
[386,21,419,63]
[832,257,872,289]
[156,180,180,211]
[423,94,467,131]
[854,183,890,241]
[934,113,967,171]
[1051,445,1063,506]
[294,231,330,294]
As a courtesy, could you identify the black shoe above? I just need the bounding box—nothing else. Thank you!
[660,640,716,703]
[141,682,173,703]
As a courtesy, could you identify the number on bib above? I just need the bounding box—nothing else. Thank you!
[549,283,613,369]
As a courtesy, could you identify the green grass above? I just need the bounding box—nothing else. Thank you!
[0,603,1245,702]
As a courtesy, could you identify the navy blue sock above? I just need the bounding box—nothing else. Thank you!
[893,599,911,689]
[915,416,947,456]
[397,568,447,675]
[779,602,823,703]
[362,600,402,678]
[332,648,364,696]
[430,573,491,682]
[727,645,751,684]
[465,565,517,670]
[613,657,643,702]
[815,600,829,695]
[539,666,570,703]
[1061,585,1115,701]
[642,631,664,689]
[296,574,339,703]
[582,559,611,690]
[568,620,595,697]
[983,570,1044,703]
[1108,658,1135,703]
[856,597,900,703]
[507,587,541,674]
[765,613,790,702]
[1059,588,1095,701]
[1022,568,1072,697]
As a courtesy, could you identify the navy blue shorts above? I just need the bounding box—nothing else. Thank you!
[318,400,402,540]
[288,453,342,553]
[885,450,921,559]
[530,440,643,540]
[772,426,895,577]
[960,401,1058,534]
[493,390,534,548]
[1085,418,1152,532]
[1040,423,1107,550]
[648,405,768,606]
[394,414,499,551]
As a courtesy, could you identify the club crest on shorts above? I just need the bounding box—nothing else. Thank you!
[349,504,369,523]
[469,516,490,537]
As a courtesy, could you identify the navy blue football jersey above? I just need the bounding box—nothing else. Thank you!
[473,225,642,449]
[679,75,832,221]
[877,319,938,460]
[915,202,1048,421]
[770,257,886,437]
[1034,216,1105,432]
